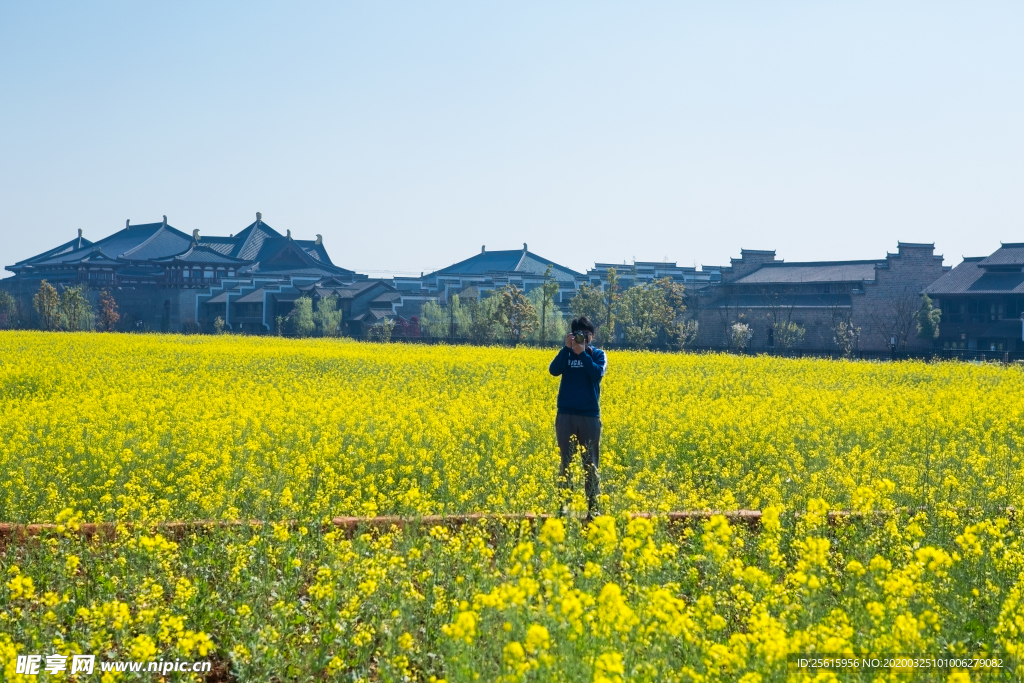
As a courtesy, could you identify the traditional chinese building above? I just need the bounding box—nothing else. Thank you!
[694,243,950,352]
[924,243,1024,352]
[3,214,365,332]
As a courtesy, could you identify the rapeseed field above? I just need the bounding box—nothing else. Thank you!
[1,332,1023,681]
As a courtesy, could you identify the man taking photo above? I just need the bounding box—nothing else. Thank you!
[548,316,608,520]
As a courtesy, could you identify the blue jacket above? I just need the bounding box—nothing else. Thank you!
[549,345,608,417]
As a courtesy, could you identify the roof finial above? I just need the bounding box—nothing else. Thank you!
[192,229,200,242]
[482,245,486,253]
[523,242,528,252]
[78,228,83,238]
[315,234,322,245]
[162,215,167,227]
[256,211,262,223]
[125,219,130,229]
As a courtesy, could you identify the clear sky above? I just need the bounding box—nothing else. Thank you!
[1,2,1022,277]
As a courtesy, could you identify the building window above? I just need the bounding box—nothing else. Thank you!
[204,269,214,279]
[182,268,190,278]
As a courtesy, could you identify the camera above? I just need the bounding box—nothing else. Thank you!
[573,331,586,345]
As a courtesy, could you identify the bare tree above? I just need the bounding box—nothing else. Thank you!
[823,292,857,354]
[867,284,920,351]
[712,283,741,349]
[755,285,805,349]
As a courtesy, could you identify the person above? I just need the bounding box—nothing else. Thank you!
[548,316,607,519]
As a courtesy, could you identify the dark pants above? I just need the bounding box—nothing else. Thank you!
[555,413,601,514]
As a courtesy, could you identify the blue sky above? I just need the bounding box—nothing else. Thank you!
[1,2,1022,277]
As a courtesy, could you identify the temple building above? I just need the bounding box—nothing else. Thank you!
[390,243,584,315]
[3,214,366,333]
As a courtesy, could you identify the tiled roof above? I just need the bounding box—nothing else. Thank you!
[69,249,120,264]
[925,257,1024,295]
[295,241,333,265]
[246,264,345,277]
[31,224,160,264]
[196,237,237,256]
[734,261,883,284]
[119,226,192,260]
[159,245,249,264]
[233,288,267,303]
[6,217,349,283]
[351,308,395,322]
[340,280,387,296]
[430,248,582,280]
[978,244,1024,267]
[12,234,93,266]
[234,221,282,261]
[205,291,234,304]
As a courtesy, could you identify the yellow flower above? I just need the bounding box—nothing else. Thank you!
[525,624,550,653]
[593,652,624,683]
[539,518,566,546]
[130,633,158,660]
[6,574,34,600]
[442,610,478,644]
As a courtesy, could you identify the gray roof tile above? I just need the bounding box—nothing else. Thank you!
[734,262,883,284]
[924,257,1024,295]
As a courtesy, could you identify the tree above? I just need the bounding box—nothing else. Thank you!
[33,280,60,331]
[755,285,806,350]
[569,283,605,329]
[617,283,672,348]
[527,286,567,343]
[867,284,919,351]
[729,322,752,352]
[824,293,855,354]
[97,290,119,332]
[213,316,226,334]
[289,296,315,337]
[493,284,538,343]
[367,317,395,342]
[712,284,740,349]
[538,265,561,343]
[59,285,94,331]
[420,300,448,339]
[421,294,472,341]
[833,321,860,358]
[417,301,450,339]
[313,295,343,337]
[651,277,694,346]
[652,277,686,320]
[773,321,806,350]
[568,267,621,344]
[915,294,942,341]
[394,316,421,339]
[465,295,500,344]
[602,267,621,344]
[671,319,699,347]
[0,291,18,329]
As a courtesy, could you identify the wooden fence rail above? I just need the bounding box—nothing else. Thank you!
[0,508,952,543]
